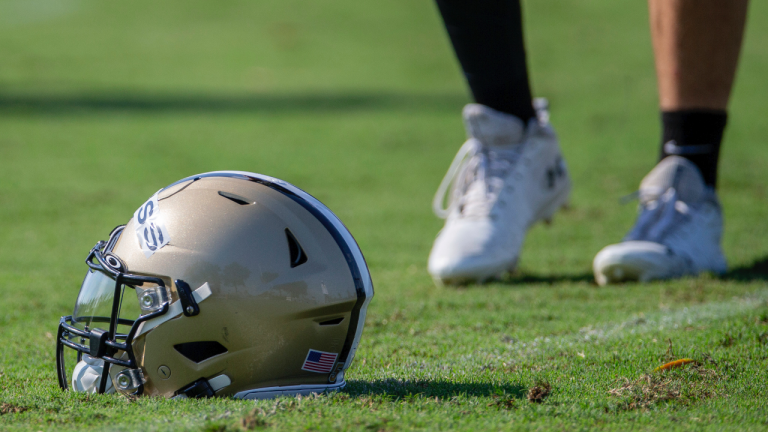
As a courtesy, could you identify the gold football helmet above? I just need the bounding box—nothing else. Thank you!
[56,171,373,399]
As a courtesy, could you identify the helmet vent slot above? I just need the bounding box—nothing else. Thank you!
[218,191,254,206]
[319,317,344,326]
[174,341,228,363]
[285,229,308,268]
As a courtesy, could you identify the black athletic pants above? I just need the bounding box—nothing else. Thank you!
[435,0,535,122]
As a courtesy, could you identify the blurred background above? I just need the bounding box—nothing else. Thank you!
[1,0,767,314]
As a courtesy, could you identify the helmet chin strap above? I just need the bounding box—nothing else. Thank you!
[72,355,115,394]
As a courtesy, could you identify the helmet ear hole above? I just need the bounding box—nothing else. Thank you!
[174,341,228,363]
[285,229,308,268]
[318,317,344,326]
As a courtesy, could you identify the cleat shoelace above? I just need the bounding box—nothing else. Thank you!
[433,138,523,219]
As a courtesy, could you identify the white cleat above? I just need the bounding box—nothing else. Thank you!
[428,101,571,285]
[593,156,727,285]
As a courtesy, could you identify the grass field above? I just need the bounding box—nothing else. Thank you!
[2,0,768,430]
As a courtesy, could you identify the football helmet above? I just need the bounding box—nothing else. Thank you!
[56,171,374,399]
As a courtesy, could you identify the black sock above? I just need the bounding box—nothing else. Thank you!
[659,110,727,188]
[435,0,535,121]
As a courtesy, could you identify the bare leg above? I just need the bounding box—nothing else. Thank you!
[650,0,749,187]
[592,1,749,285]
[649,0,749,111]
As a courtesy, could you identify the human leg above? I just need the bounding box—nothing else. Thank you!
[429,1,570,284]
[435,0,535,121]
[650,0,748,112]
[651,0,748,187]
[593,0,749,285]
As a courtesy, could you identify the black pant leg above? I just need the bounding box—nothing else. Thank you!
[435,0,535,121]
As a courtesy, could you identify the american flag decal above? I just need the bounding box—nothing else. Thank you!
[301,349,338,373]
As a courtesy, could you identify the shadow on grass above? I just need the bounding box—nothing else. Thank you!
[0,91,468,115]
[502,255,768,285]
[500,270,595,285]
[721,255,768,282]
[344,379,527,399]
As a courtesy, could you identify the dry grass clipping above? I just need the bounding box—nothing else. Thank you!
[609,367,719,411]
[0,403,28,415]
[488,395,516,409]
[654,358,696,372]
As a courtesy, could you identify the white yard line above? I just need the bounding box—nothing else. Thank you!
[498,289,768,358]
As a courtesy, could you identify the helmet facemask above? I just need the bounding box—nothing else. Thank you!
[56,225,179,396]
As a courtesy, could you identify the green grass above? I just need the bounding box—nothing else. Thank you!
[2,0,768,430]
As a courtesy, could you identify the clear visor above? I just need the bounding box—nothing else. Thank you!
[72,270,143,333]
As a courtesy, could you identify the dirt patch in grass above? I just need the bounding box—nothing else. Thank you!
[239,415,269,430]
[488,395,517,410]
[0,403,28,414]
[609,366,719,411]
[238,408,270,430]
[527,381,551,403]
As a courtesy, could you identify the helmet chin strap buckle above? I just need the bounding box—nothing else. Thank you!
[174,378,215,399]
[175,279,200,317]
[173,374,231,399]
